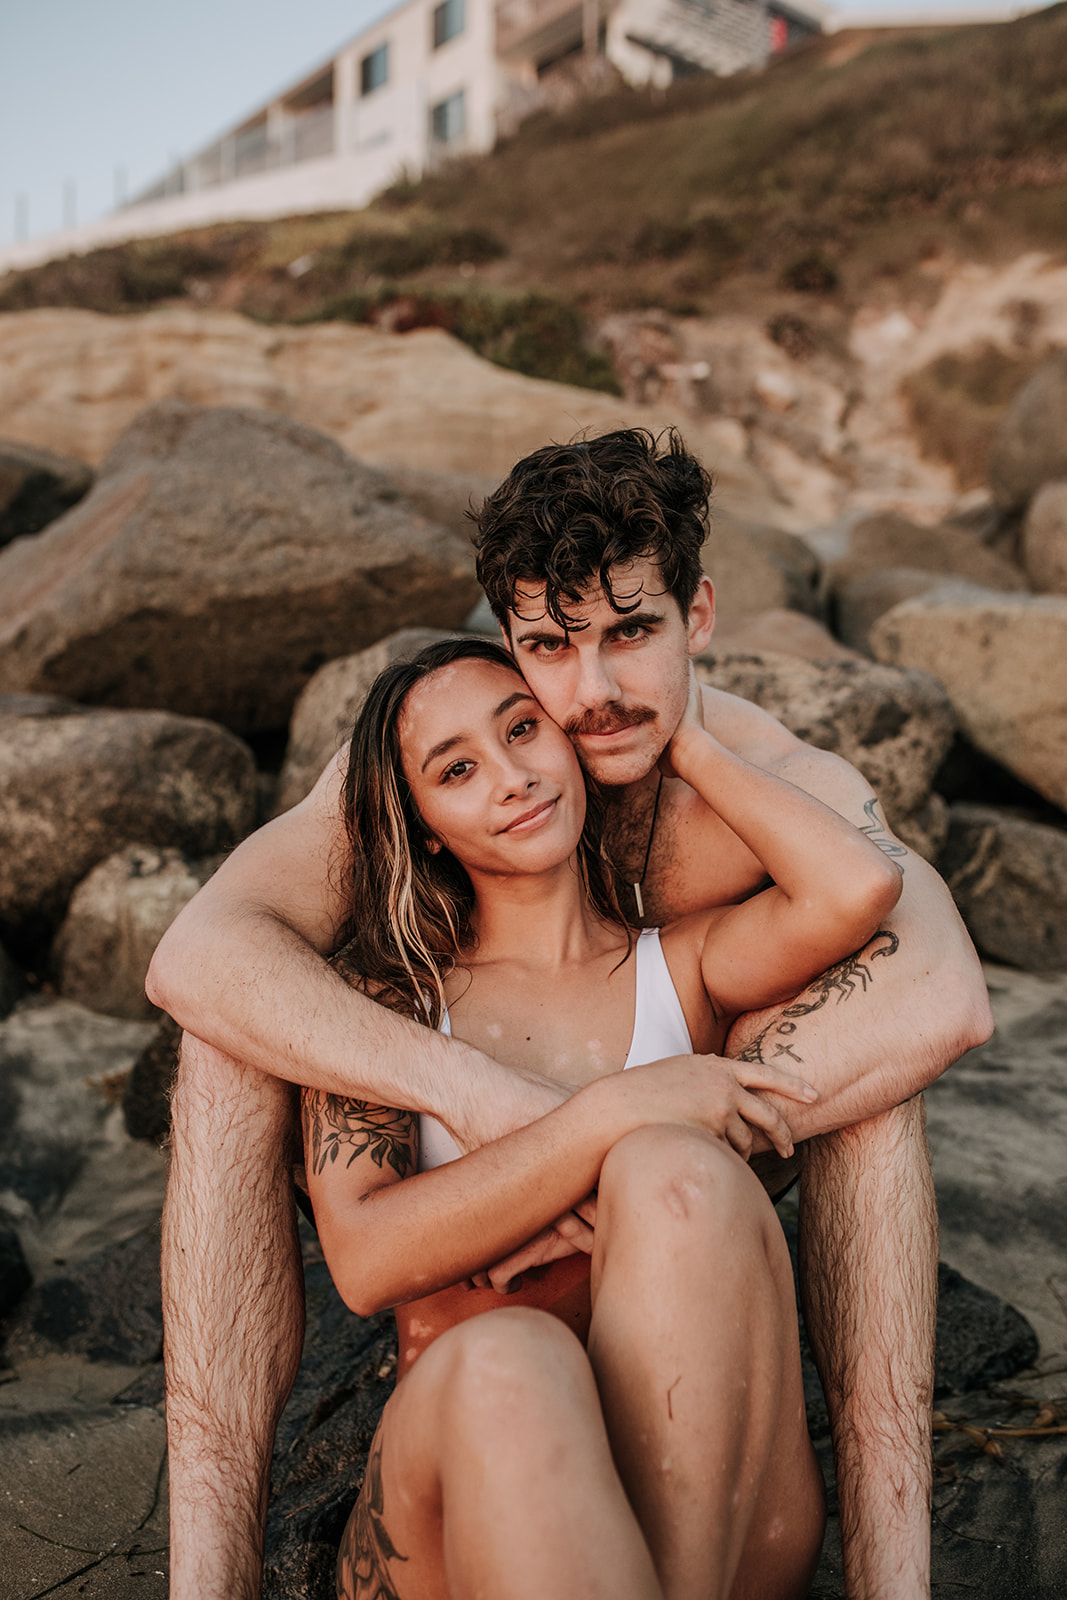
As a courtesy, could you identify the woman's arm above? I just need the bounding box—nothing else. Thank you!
[304,1051,817,1316]
[666,683,903,1020]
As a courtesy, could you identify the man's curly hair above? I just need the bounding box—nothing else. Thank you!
[470,428,713,631]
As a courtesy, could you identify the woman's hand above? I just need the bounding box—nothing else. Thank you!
[471,1196,598,1292]
[658,662,707,782]
[618,1051,817,1163]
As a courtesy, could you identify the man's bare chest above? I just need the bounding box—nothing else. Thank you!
[604,786,768,929]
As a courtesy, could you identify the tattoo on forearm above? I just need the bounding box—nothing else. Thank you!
[858,797,908,867]
[302,1089,416,1179]
[337,1431,409,1600]
[737,930,901,1066]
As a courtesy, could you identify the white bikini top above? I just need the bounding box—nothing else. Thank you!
[419,928,694,1172]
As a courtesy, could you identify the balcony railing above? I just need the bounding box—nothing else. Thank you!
[130,104,336,206]
[496,0,585,55]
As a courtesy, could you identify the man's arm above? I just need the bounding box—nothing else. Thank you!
[715,726,993,1141]
[146,751,569,1149]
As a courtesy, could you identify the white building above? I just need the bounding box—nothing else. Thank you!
[0,0,825,272]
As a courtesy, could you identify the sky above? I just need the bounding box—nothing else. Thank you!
[0,0,1051,247]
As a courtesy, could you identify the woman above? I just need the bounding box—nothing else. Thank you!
[303,637,902,1600]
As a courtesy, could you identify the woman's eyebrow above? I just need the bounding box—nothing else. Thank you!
[420,692,534,771]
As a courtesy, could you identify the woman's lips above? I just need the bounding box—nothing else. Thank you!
[501,797,558,833]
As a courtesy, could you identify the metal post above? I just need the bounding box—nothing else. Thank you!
[14,193,28,240]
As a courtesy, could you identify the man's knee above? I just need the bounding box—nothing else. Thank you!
[805,1093,929,1176]
[170,1033,297,1158]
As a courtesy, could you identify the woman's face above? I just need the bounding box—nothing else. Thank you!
[398,658,587,880]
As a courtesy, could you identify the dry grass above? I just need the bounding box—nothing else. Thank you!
[1,4,1065,387]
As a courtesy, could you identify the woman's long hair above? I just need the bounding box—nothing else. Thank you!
[337,637,628,1028]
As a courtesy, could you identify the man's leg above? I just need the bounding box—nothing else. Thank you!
[162,1034,305,1600]
[588,1125,825,1600]
[799,1095,937,1600]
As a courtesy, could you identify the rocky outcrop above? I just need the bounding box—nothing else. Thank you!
[1022,480,1067,595]
[0,1218,31,1316]
[989,349,1067,511]
[704,514,821,617]
[0,437,92,549]
[0,401,481,735]
[3,1224,163,1365]
[0,699,254,948]
[277,628,459,812]
[827,510,1025,595]
[0,940,24,1021]
[707,608,859,663]
[870,584,1067,812]
[122,1015,182,1145]
[833,567,951,655]
[696,650,956,858]
[0,308,794,530]
[938,803,1067,972]
[54,846,219,1020]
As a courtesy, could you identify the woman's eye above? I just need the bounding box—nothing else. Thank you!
[509,717,538,741]
[442,760,473,782]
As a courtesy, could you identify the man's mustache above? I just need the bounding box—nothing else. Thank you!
[564,704,658,738]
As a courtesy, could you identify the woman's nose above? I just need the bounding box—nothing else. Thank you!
[492,749,537,800]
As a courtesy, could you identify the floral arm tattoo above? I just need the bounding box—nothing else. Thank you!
[337,1430,409,1600]
[302,1090,417,1181]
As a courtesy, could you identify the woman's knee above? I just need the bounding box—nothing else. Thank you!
[599,1124,771,1242]
[423,1309,593,1434]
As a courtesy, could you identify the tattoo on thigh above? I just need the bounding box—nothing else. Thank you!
[303,1090,416,1179]
[737,929,901,1066]
[858,798,909,868]
[338,1432,409,1600]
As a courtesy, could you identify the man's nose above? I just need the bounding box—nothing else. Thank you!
[573,646,618,709]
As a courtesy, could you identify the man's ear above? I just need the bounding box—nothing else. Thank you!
[686,576,716,656]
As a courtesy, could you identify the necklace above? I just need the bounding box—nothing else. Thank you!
[631,773,663,920]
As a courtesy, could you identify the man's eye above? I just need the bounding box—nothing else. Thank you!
[534,638,565,655]
[617,623,646,641]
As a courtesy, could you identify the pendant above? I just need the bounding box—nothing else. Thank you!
[632,882,644,918]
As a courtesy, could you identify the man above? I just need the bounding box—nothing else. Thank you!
[149,428,992,1600]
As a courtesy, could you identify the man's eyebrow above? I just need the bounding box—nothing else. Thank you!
[420,691,535,772]
[605,608,665,632]
[513,626,566,648]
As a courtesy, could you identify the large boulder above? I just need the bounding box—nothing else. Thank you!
[938,803,1067,972]
[696,650,956,859]
[0,698,255,947]
[53,846,220,1020]
[704,514,821,618]
[870,584,1067,811]
[833,567,953,655]
[277,628,459,813]
[825,512,1023,601]
[0,437,93,549]
[989,349,1067,512]
[826,511,1025,596]
[0,401,480,735]
[1022,479,1067,594]
[707,608,859,663]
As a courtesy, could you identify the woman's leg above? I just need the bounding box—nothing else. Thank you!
[588,1125,825,1600]
[337,1307,663,1600]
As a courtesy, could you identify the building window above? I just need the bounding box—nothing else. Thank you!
[432,0,465,49]
[430,88,466,144]
[360,43,389,95]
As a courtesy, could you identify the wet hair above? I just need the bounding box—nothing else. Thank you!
[471,428,713,631]
[337,637,628,1028]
